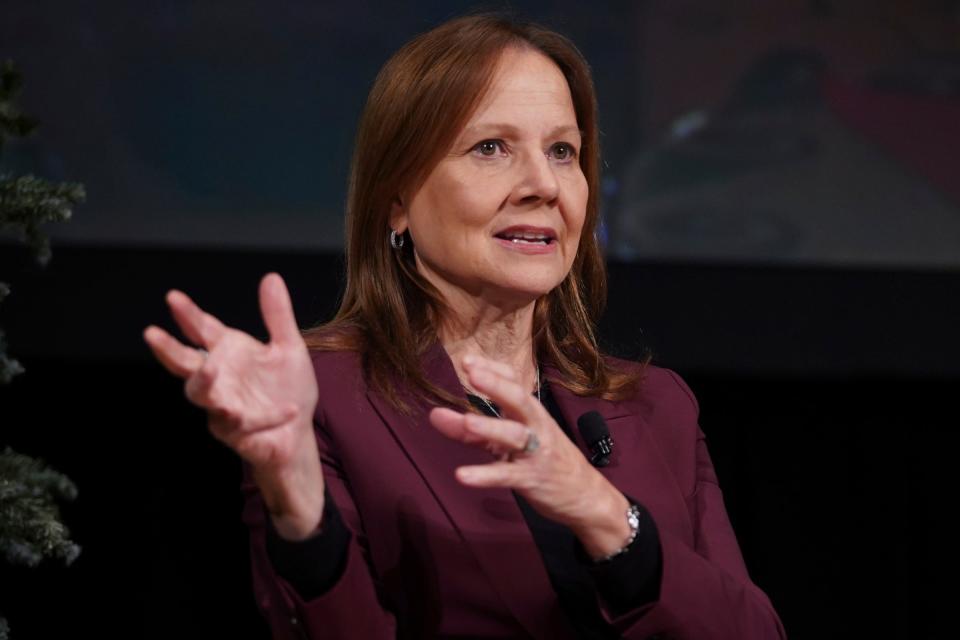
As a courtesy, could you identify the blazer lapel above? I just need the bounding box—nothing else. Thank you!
[543,363,634,450]
[366,343,576,640]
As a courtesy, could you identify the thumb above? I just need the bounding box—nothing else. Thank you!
[259,273,301,346]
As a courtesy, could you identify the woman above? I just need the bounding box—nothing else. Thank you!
[144,14,785,640]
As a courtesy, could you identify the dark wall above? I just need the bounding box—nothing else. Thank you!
[4,0,960,267]
[1,245,957,639]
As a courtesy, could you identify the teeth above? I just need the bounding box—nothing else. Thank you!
[502,231,550,243]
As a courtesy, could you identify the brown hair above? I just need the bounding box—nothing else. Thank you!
[304,13,643,411]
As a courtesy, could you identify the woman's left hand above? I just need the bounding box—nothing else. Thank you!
[429,354,632,558]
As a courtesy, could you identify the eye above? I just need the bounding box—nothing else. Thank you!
[549,142,577,162]
[472,139,505,157]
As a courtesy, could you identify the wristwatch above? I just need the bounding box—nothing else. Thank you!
[594,502,641,563]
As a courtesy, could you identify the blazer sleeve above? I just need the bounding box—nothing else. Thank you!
[611,370,787,640]
[242,417,397,640]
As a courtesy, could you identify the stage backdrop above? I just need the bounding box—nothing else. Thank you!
[2,0,959,267]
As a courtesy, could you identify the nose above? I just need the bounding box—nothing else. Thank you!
[511,150,560,205]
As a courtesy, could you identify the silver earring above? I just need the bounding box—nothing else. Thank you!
[390,229,405,250]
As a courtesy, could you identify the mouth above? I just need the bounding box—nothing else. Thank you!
[493,226,557,246]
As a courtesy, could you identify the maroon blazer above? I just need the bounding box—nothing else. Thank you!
[243,343,786,639]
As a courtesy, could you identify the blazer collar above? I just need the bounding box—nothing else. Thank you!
[365,341,578,640]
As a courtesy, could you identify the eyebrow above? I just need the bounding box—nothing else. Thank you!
[459,123,584,141]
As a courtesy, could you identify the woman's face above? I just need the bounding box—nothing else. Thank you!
[392,46,588,309]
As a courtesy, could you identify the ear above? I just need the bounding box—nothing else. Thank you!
[389,197,408,233]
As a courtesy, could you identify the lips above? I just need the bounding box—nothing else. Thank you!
[493,226,557,245]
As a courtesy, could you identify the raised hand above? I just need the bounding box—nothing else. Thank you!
[144,273,325,539]
[429,355,632,559]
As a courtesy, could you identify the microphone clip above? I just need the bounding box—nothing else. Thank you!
[577,411,615,468]
[588,436,614,467]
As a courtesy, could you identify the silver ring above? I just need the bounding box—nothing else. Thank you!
[520,429,540,455]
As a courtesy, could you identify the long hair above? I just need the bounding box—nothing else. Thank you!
[304,13,643,411]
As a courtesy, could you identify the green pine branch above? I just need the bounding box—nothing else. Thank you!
[0,174,85,265]
[0,60,84,638]
[0,448,80,568]
[0,59,84,385]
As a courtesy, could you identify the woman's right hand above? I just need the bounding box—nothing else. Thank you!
[143,273,325,539]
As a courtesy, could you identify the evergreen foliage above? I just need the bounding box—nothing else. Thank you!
[0,174,84,265]
[0,58,85,376]
[0,448,80,568]
[0,58,83,638]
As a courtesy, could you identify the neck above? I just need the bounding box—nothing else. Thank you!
[438,298,539,397]
[413,253,541,395]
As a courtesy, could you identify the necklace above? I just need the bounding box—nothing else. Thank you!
[473,365,540,419]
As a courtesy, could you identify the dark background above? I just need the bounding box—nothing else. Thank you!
[2,1,960,638]
[1,246,956,639]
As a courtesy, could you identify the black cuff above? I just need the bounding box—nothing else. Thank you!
[576,498,663,615]
[264,487,352,600]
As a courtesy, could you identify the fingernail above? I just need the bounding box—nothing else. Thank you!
[457,468,477,483]
[463,354,475,367]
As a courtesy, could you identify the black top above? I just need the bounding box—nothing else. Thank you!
[265,380,663,638]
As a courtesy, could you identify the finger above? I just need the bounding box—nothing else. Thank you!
[462,412,532,453]
[456,461,521,488]
[184,360,222,409]
[429,407,487,446]
[166,289,228,348]
[467,365,542,425]
[259,273,302,347]
[143,325,205,378]
[430,408,532,459]
[462,354,517,381]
